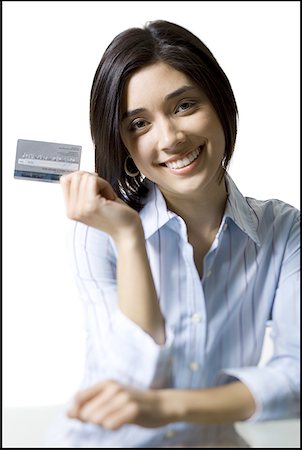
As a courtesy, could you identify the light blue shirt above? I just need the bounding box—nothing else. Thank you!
[47,173,300,447]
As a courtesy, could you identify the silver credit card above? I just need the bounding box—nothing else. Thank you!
[14,139,82,182]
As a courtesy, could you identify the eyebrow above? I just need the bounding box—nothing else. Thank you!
[165,85,196,101]
[121,85,196,121]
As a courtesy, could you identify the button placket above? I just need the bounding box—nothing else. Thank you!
[191,312,203,323]
[189,361,199,371]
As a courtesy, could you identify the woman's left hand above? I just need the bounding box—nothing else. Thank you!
[66,379,169,430]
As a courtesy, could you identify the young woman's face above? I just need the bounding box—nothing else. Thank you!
[120,62,225,199]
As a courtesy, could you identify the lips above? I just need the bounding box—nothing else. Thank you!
[159,145,204,175]
[160,145,204,169]
[165,147,201,169]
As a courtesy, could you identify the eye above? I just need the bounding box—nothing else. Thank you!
[175,101,196,113]
[129,119,149,132]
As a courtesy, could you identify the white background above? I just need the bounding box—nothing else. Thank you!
[3,1,300,407]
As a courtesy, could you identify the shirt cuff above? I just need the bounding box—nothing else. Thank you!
[106,308,175,388]
[217,366,300,422]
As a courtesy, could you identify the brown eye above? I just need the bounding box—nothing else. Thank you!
[129,119,148,131]
[176,101,196,113]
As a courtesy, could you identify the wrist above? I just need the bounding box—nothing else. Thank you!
[156,389,187,424]
[114,220,145,250]
[158,383,256,425]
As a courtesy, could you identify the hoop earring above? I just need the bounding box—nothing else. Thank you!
[124,156,140,177]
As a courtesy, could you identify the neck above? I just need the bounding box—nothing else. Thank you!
[162,175,228,238]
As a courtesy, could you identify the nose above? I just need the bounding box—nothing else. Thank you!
[155,117,186,152]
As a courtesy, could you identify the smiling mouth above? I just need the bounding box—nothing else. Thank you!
[160,146,203,169]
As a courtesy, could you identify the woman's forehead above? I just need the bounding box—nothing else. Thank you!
[122,62,198,107]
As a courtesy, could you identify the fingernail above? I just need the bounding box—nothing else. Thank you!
[67,408,76,417]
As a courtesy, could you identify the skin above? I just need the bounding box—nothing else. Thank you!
[120,62,228,277]
[61,61,256,430]
[66,379,256,430]
[120,62,226,212]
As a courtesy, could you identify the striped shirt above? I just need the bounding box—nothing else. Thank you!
[47,173,300,447]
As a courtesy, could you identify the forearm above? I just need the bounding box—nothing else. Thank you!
[61,172,165,345]
[115,223,165,345]
[159,381,256,424]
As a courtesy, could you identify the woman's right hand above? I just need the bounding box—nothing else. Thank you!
[60,171,142,243]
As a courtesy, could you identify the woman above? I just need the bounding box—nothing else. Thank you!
[53,20,300,447]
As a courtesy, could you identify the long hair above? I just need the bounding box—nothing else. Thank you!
[90,20,238,210]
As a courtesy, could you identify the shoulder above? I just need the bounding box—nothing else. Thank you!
[225,174,299,244]
[225,174,299,247]
[247,196,299,224]
[246,197,300,244]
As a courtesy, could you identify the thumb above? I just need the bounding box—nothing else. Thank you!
[95,177,117,201]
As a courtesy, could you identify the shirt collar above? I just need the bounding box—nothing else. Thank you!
[139,180,175,240]
[139,174,260,246]
[223,173,260,246]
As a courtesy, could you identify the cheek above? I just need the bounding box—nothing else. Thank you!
[215,123,226,153]
[128,136,154,165]
[120,136,147,167]
[203,112,225,149]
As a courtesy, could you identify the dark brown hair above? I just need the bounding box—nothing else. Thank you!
[90,20,238,210]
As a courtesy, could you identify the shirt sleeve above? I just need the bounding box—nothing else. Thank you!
[218,211,300,421]
[66,219,174,389]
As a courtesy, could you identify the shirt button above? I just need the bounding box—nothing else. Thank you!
[165,430,176,439]
[191,312,203,323]
[223,223,228,231]
[189,361,199,371]
[206,270,212,278]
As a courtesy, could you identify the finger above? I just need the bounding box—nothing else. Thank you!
[73,380,120,409]
[68,172,85,217]
[68,172,99,212]
[77,172,93,209]
[94,177,117,201]
[69,391,114,422]
[101,402,139,430]
[76,387,130,424]
[67,385,114,419]
[79,173,117,203]
[60,173,72,208]
[69,171,97,209]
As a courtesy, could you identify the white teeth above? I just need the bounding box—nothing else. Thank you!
[165,147,201,169]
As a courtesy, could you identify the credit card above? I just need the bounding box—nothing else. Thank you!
[14,139,82,182]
